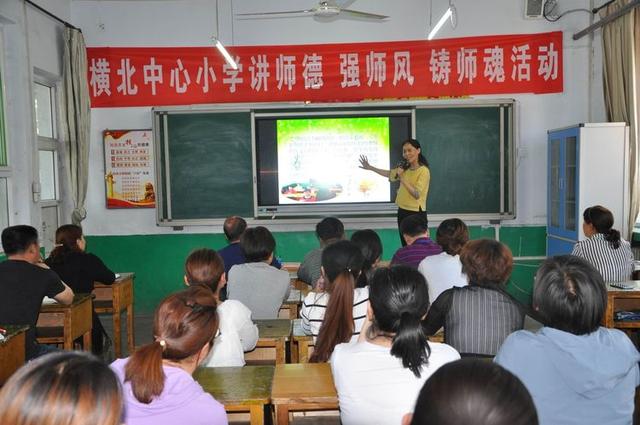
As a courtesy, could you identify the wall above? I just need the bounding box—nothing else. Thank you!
[68,0,601,312]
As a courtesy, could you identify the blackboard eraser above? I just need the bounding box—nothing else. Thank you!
[172,226,184,231]
[489,219,501,225]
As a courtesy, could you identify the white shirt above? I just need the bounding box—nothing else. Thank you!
[300,287,369,342]
[418,252,468,303]
[202,300,258,367]
[571,233,634,283]
[330,340,460,425]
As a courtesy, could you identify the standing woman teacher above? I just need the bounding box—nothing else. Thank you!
[359,138,430,245]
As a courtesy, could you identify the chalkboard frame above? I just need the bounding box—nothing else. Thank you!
[153,99,515,226]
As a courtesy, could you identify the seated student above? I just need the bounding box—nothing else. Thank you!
[418,218,469,303]
[217,216,282,300]
[424,239,524,357]
[495,255,640,425]
[301,240,369,362]
[405,359,538,425]
[298,217,345,287]
[111,286,228,425]
[0,351,123,425]
[350,229,383,288]
[571,205,633,282]
[331,266,460,425]
[0,225,73,360]
[391,215,441,269]
[227,226,290,319]
[183,248,258,367]
[45,224,116,355]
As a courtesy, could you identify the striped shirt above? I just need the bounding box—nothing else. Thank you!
[391,237,442,269]
[424,285,524,356]
[571,233,633,283]
[300,287,369,342]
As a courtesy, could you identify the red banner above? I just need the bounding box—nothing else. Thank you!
[87,31,562,108]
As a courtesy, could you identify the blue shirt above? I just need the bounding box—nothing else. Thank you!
[495,327,640,425]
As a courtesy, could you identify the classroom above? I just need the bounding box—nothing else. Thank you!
[0,0,638,424]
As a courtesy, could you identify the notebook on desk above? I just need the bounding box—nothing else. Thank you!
[42,296,57,305]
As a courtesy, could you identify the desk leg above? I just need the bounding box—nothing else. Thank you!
[276,339,286,365]
[83,331,92,352]
[299,343,309,364]
[605,294,615,328]
[275,405,290,425]
[249,404,264,425]
[113,312,122,358]
[64,316,73,350]
[126,305,135,355]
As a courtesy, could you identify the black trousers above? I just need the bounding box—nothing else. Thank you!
[397,207,428,246]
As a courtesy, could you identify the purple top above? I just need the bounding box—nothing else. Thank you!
[391,237,442,269]
[111,358,228,425]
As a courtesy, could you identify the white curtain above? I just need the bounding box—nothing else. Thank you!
[60,27,91,225]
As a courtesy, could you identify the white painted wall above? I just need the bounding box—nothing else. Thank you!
[69,0,606,235]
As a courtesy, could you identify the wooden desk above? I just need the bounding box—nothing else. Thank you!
[271,363,339,425]
[194,366,274,425]
[245,319,292,365]
[36,294,92,351]
[290,319,314,363]
[0,325,29,385]
[604,281,640,329]
[94,272,135,358]
[279,289,302,320]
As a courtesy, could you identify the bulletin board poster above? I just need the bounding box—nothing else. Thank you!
[103,129,155,209]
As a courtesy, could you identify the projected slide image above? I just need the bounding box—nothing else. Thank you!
[277,117,391,205]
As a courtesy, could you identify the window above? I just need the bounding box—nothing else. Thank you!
[0,32,10,229]
[34,82,54,138]
[34,80,59,203]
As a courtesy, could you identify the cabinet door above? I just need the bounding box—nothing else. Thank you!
[563,134,579,238]
[547,137,562,234]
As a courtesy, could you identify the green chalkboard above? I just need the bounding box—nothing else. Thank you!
[157,111,253,220]
[155,103,513,223]
[415,107,511,215]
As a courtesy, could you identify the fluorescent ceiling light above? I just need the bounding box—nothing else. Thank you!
[213,37,238,70]
[427,6,452,40]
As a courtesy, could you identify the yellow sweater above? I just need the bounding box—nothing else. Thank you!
[390,165,430,211]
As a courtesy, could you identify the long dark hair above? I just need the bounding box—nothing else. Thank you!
[368,266,431,377]
[410,359,538,425]
[124,286,218,403]
[310,240,364,363]
[46,224,83,264]
[583,205,621,249]
[0,351,123,425]
[403,139,429,168]
[350,229,382,288]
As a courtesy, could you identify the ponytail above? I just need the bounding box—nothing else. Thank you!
[390,312,431,378]
[125,341,166,403]
[605,228,621,249]
[125,286,218,403]
[310,271,356,363]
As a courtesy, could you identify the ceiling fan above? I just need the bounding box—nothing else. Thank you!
[235,0,388,21]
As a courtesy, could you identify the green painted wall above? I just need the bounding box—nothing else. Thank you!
[85,225,546,314]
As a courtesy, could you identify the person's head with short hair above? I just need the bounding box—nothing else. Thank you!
[436,218,469,256]
[350,229,383,288]
[533,255,606,335]
[184,248,225,294]
[460,239,513,287]
[223,216,247,243]
[2,225,40,263]
[240,226,276,263]
[0,351,123,425]
[124,285,219,404]
[582,205,622,249]
[406,358,538,425]
[367,266,431,378]
[316,217,345,246]
[400,215,429,245]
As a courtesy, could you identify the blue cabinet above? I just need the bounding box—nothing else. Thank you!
[547,123,629,256]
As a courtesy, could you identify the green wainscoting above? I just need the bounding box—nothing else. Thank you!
[85,225,546,314]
